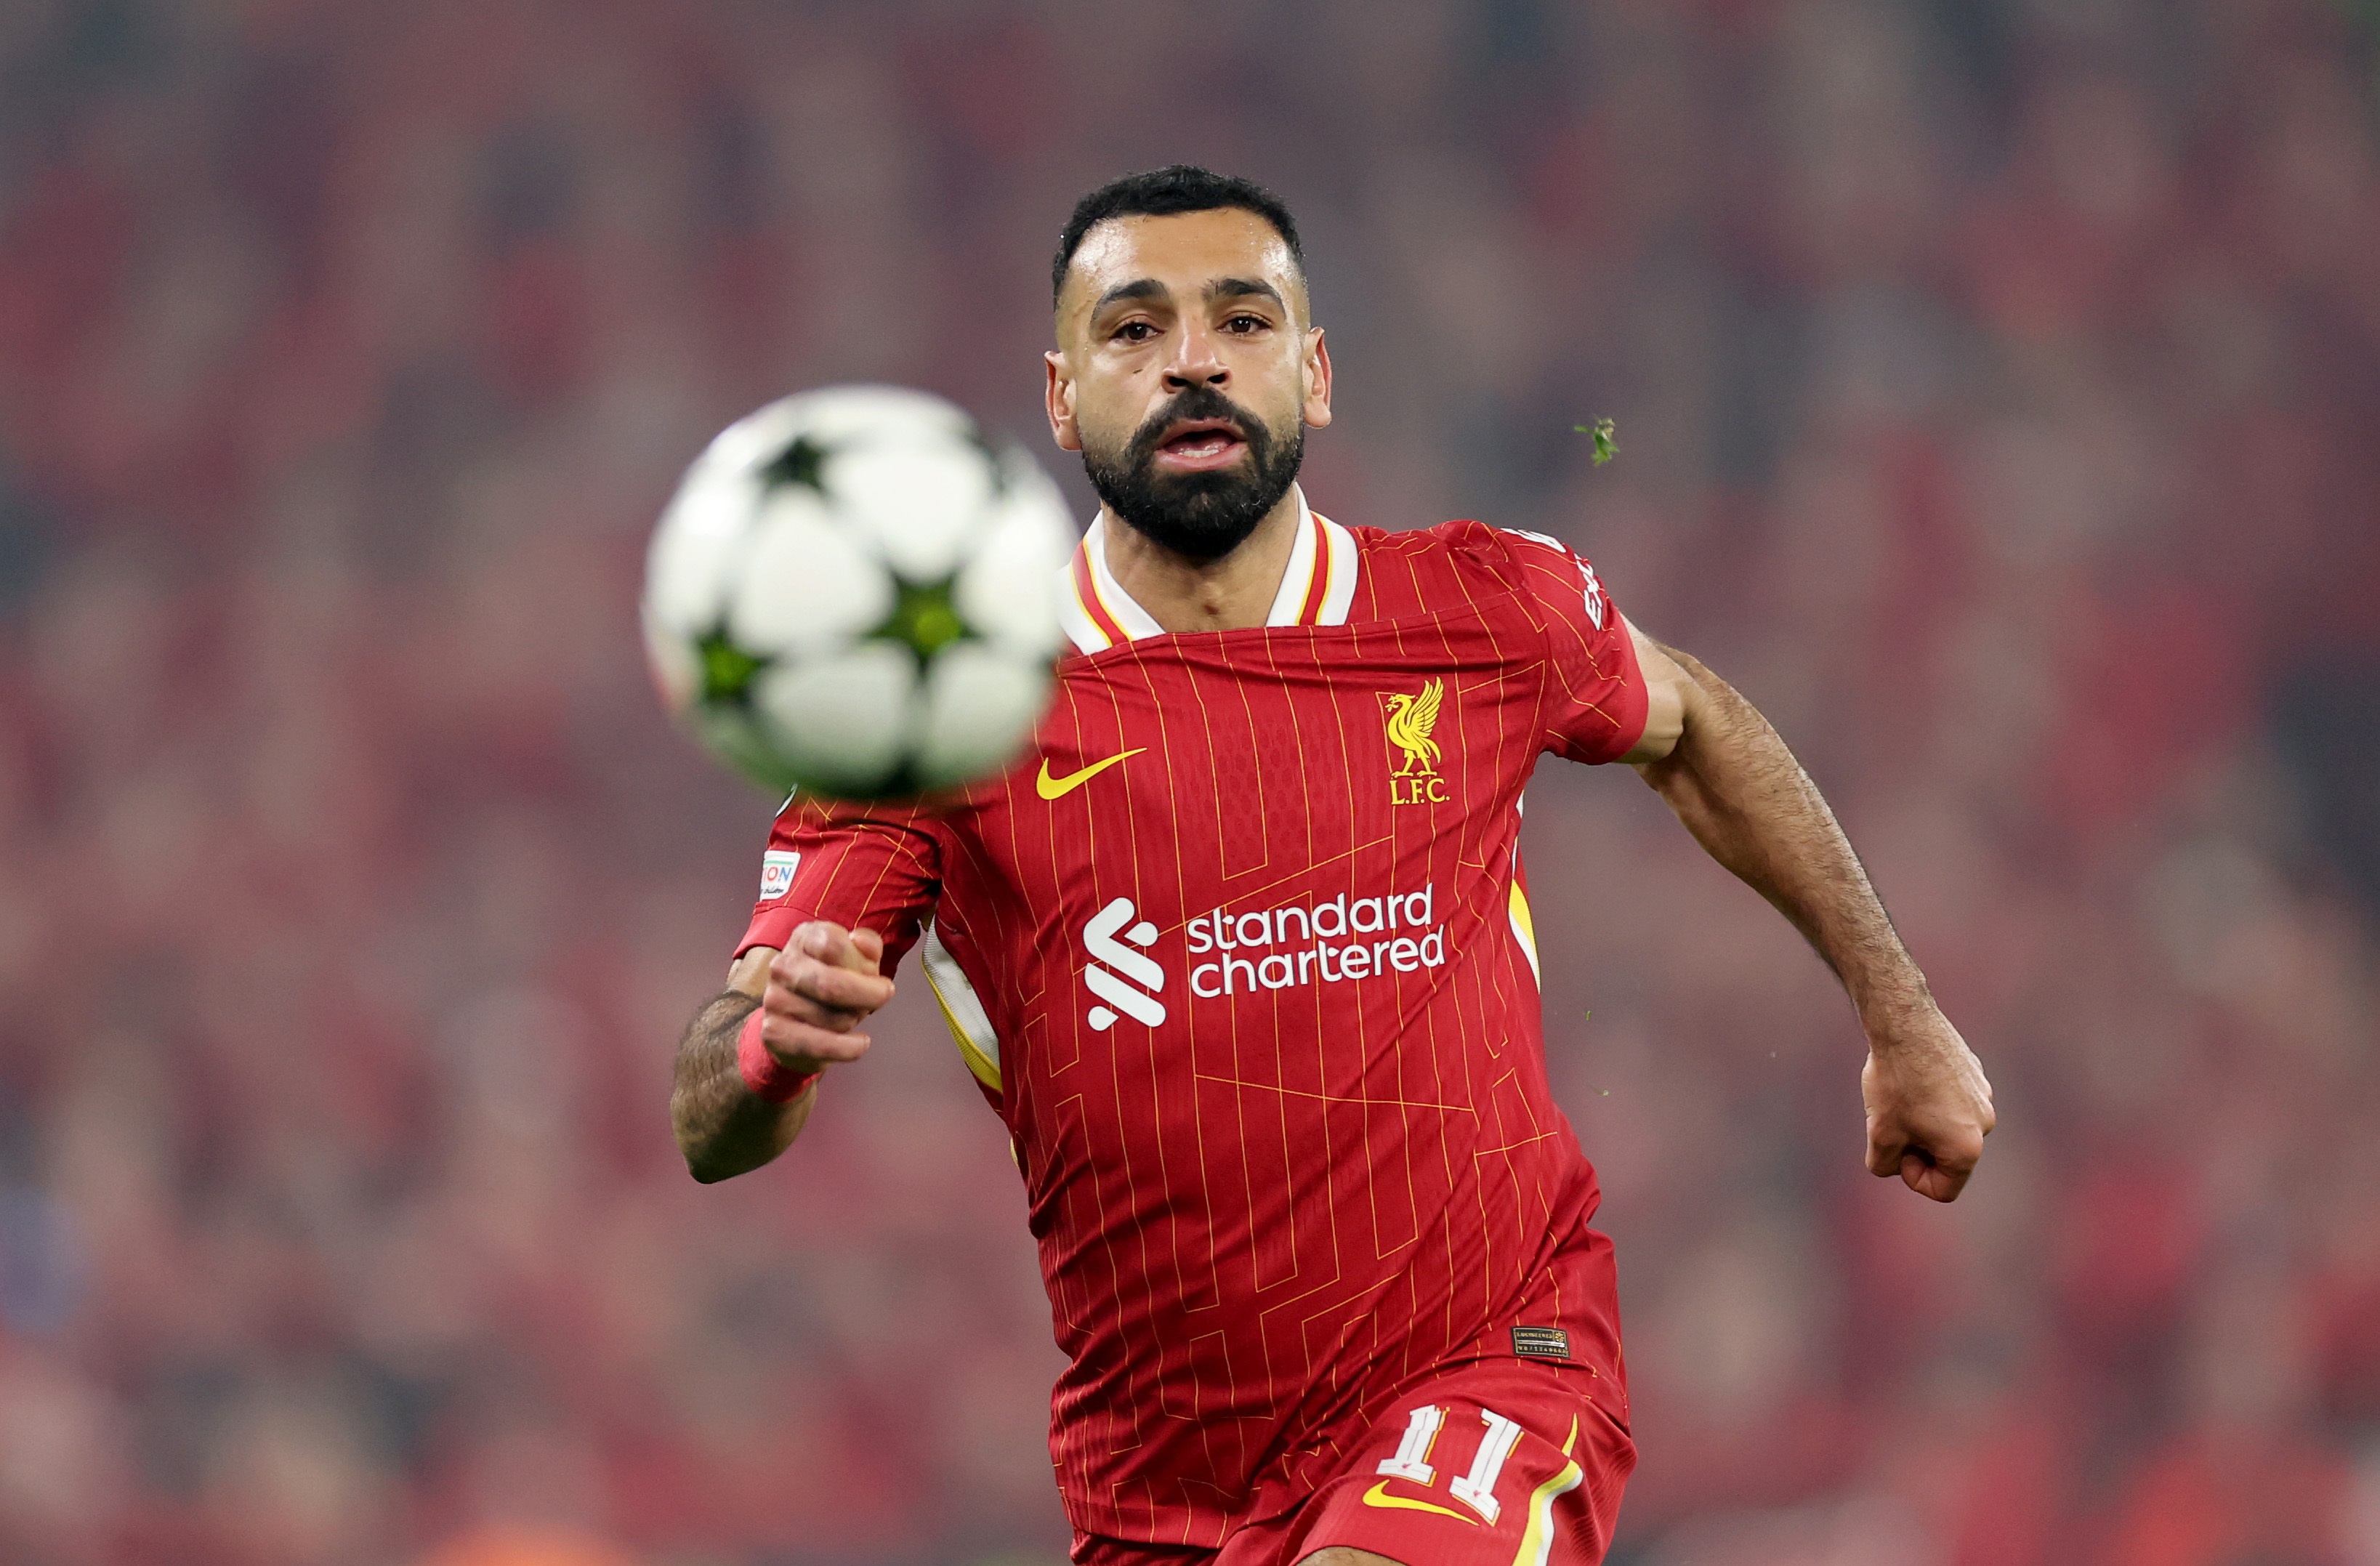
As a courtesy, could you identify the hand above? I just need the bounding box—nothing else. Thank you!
[1860,1004,1994,1202]
[759,921,895,1075]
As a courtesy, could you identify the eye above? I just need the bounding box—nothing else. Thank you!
[1113,320,1158,343]
[1225,314,1268,334]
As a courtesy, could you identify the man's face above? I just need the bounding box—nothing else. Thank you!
[1046,209,1331,560]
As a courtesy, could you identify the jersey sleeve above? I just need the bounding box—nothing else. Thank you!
[1496,528,1649,764]
[735,797,943,974]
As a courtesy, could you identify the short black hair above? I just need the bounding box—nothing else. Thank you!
[1052,165,1305,306]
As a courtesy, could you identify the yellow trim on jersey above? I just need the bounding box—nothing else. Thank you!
[1084,558,1131,639]
[1315,511,1359,624]
[927,981,1001,1092]
[1058,491,1359,654]
[1508,1458,1584,1566]
[1508,1422,1584,1566]
[1508,881,1541,985]
[919,922,1002,1093]
[1065,571,1113,652]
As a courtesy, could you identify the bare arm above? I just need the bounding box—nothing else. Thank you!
[1619,618,1995,1201]
[670,923,893,1183]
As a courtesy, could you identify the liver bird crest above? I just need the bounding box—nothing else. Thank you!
[1382,678,1445,776]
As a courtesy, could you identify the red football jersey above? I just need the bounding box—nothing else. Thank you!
[737,491,1649,1546]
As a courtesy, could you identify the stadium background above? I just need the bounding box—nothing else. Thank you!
[2,1,2378,1562]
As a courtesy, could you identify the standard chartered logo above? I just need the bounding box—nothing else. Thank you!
[1081,897,1166,1031]
[1186,884,1444,997]
[1078,884,1448,1028]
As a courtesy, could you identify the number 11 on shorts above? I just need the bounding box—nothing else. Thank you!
[1451,1410,1524,1524]
[1376,1404,1522,1523]
[1376,1403,1446,1484]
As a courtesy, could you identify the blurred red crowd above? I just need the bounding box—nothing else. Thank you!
[0,2,2376,1565]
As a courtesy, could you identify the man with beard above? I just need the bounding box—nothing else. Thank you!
[669,167,1995,1566]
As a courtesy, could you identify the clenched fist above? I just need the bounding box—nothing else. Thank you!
[1861,1003,1995,1202]
[756,920,896,1076]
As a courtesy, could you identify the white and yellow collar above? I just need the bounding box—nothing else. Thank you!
[1059,486,1360,654]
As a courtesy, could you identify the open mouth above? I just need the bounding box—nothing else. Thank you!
[1153,418,1249,469]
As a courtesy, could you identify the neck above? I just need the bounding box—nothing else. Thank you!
[1100,487,1305,634]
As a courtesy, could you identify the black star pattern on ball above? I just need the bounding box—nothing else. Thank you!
[760,433,833,493]
[867,573,973,663]
[694,626,768,706]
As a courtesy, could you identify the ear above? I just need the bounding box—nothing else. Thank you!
[1301,328,1334,431]
[1044,350,1081,452]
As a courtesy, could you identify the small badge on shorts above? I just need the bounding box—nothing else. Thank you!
[1512,1325,1571,1361]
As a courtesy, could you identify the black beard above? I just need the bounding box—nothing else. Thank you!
[1081,386,1304,562]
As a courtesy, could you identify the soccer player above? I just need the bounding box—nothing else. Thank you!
[669,166,1994,1566]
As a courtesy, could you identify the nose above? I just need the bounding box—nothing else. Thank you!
[1161,319,1229,393]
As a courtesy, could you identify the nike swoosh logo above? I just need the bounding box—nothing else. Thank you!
[1360,1480,1476,1523]
[1036,748,1146,800]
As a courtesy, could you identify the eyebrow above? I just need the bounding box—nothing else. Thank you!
[1207,277,1286,311]
[1092,278,1169,315]
[1089,275,1292,318]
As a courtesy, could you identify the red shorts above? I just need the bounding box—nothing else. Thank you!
[1073,1357,1635,1566]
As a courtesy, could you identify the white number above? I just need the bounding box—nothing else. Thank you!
[1376,1403,1445,1485]
[1449,1408,1525,1523]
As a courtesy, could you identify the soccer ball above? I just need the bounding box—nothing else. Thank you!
[642,385,1077,799]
